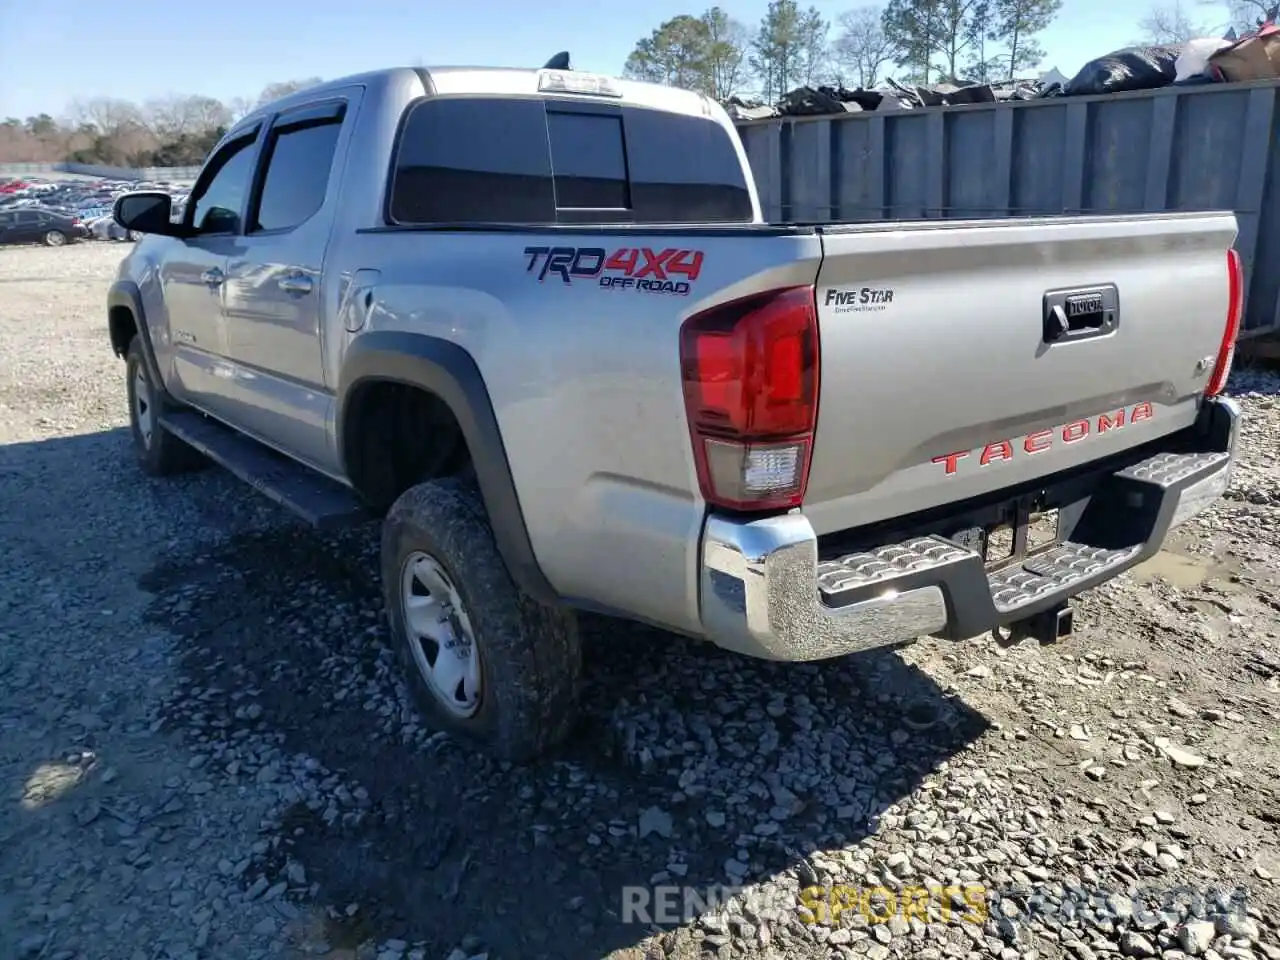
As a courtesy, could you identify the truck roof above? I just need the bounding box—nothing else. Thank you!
[241,65,712,128]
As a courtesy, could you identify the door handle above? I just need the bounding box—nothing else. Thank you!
[277,274,313,294]
[201,268,224,286]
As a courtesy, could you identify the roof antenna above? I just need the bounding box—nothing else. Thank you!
[542,51,571,70]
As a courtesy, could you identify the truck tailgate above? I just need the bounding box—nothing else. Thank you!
[803,213,1238,534]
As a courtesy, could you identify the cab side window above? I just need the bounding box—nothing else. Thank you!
[188,133,259,236]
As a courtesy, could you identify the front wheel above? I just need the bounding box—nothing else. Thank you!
[382,478,581,761]
[43,230,67,247]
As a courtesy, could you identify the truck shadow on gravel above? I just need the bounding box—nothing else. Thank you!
[138,520,990,960]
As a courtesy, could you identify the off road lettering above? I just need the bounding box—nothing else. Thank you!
[525,245,703,295]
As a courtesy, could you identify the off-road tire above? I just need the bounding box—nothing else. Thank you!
[382,478,581,761]
[125,337,203,476]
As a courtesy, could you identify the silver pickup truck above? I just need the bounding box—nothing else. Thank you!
[107,62,1245,760]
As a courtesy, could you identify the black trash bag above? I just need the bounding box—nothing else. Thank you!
[814,84,877,110]
[842,88,884,111]
[914,85,947,106]
[1063,44,1180,96]
[777,86,846,116]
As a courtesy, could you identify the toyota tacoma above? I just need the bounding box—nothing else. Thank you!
[106,61,1245,760]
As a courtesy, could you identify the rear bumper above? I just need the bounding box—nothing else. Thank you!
[698,396,1241,661]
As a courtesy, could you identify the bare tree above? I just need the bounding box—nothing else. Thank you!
[226,97,255,123]
[66,97,143,136]
[1138,0,1208,43]
[255,78,324,107]
[833,6,897,87]
[143,95,232,140]
[1217,0,1277,31]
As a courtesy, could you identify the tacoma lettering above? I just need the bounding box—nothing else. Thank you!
[931,402,1155,476]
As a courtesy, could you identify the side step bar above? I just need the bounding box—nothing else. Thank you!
[158,411,368,530]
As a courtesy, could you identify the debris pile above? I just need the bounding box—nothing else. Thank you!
[728,10,1280,121]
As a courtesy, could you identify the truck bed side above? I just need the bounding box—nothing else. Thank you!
[342,226,824,634]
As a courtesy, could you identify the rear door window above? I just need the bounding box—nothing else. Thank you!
[390,99,554,224]
[250,103,345,233]
[389,96,752,225]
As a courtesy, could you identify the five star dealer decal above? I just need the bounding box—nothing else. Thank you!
[524,245,704,296]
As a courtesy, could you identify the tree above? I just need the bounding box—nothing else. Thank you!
[990,0,1061,79]
[624,14,714,90]
[882,0,946,83]
[750,0,828,99]
[26,114,59,138]
[962,0,1003,80]
[0,79,316,168]
[796,6,831,85]
[67,97,143,136]
[255,78,323,107]
[144,95,232,141]
[702,7,751,98]
[1213,0,1277,32]
[936,0,989,79]
[833,6,897,87]
[622,8,750,97]
[1137,1,1208,43]
[226,97,254,123]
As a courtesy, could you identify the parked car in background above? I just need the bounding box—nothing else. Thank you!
[88,215,140,242]
[0,176,192,238]
[0,207,87,246]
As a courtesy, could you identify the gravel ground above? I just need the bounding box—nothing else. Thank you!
[1,241,1278,960]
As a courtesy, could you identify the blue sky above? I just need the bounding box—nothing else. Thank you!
[0,0,1237,120]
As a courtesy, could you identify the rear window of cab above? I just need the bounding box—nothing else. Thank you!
[388,97,754,226]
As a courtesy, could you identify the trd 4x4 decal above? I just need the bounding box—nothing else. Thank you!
[524,246,704,295]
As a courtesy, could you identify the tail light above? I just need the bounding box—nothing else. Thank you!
[1207,248,1244,397]
[679,286,819,511]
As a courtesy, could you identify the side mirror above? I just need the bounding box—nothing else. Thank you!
[114,191,180,237]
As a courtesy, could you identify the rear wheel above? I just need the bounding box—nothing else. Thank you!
[125,338,202,475]
[43,230,67,247]
[382,478,581,761]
